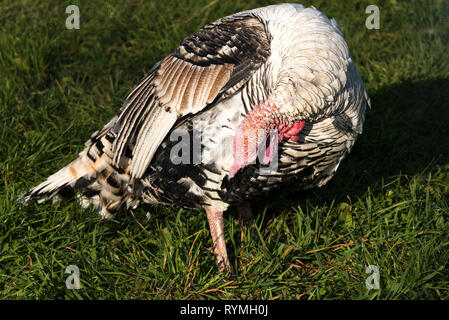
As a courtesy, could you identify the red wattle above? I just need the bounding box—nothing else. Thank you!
[283,120,305,141]
[229,98,306,177]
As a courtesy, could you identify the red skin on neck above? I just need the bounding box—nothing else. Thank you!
[229,99,305,177]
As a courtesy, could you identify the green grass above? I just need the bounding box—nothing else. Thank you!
[1,0,449,299]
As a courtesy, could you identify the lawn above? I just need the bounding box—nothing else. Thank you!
[0,0,448,299]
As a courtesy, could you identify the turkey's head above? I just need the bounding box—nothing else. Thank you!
[229,98,305,177]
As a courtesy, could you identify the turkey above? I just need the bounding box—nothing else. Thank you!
[22,3,370,272]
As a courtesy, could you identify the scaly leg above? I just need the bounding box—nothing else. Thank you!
[205,207,232,273]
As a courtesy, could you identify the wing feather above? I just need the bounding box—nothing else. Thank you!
[112,14,271,180]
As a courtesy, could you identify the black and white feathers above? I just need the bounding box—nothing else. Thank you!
[23,3,370,218]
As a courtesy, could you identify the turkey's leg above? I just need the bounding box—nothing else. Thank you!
[237,203,253,227]
[205,207,231,273]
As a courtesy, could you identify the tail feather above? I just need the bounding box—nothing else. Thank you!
[21,149,97,204]
[21,117,133,218]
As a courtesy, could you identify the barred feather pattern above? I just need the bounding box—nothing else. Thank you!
[22,3,369,218]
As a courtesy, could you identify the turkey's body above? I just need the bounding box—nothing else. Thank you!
[146,99,358,212]
[23,4,370,272]
[141,4,368,212]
